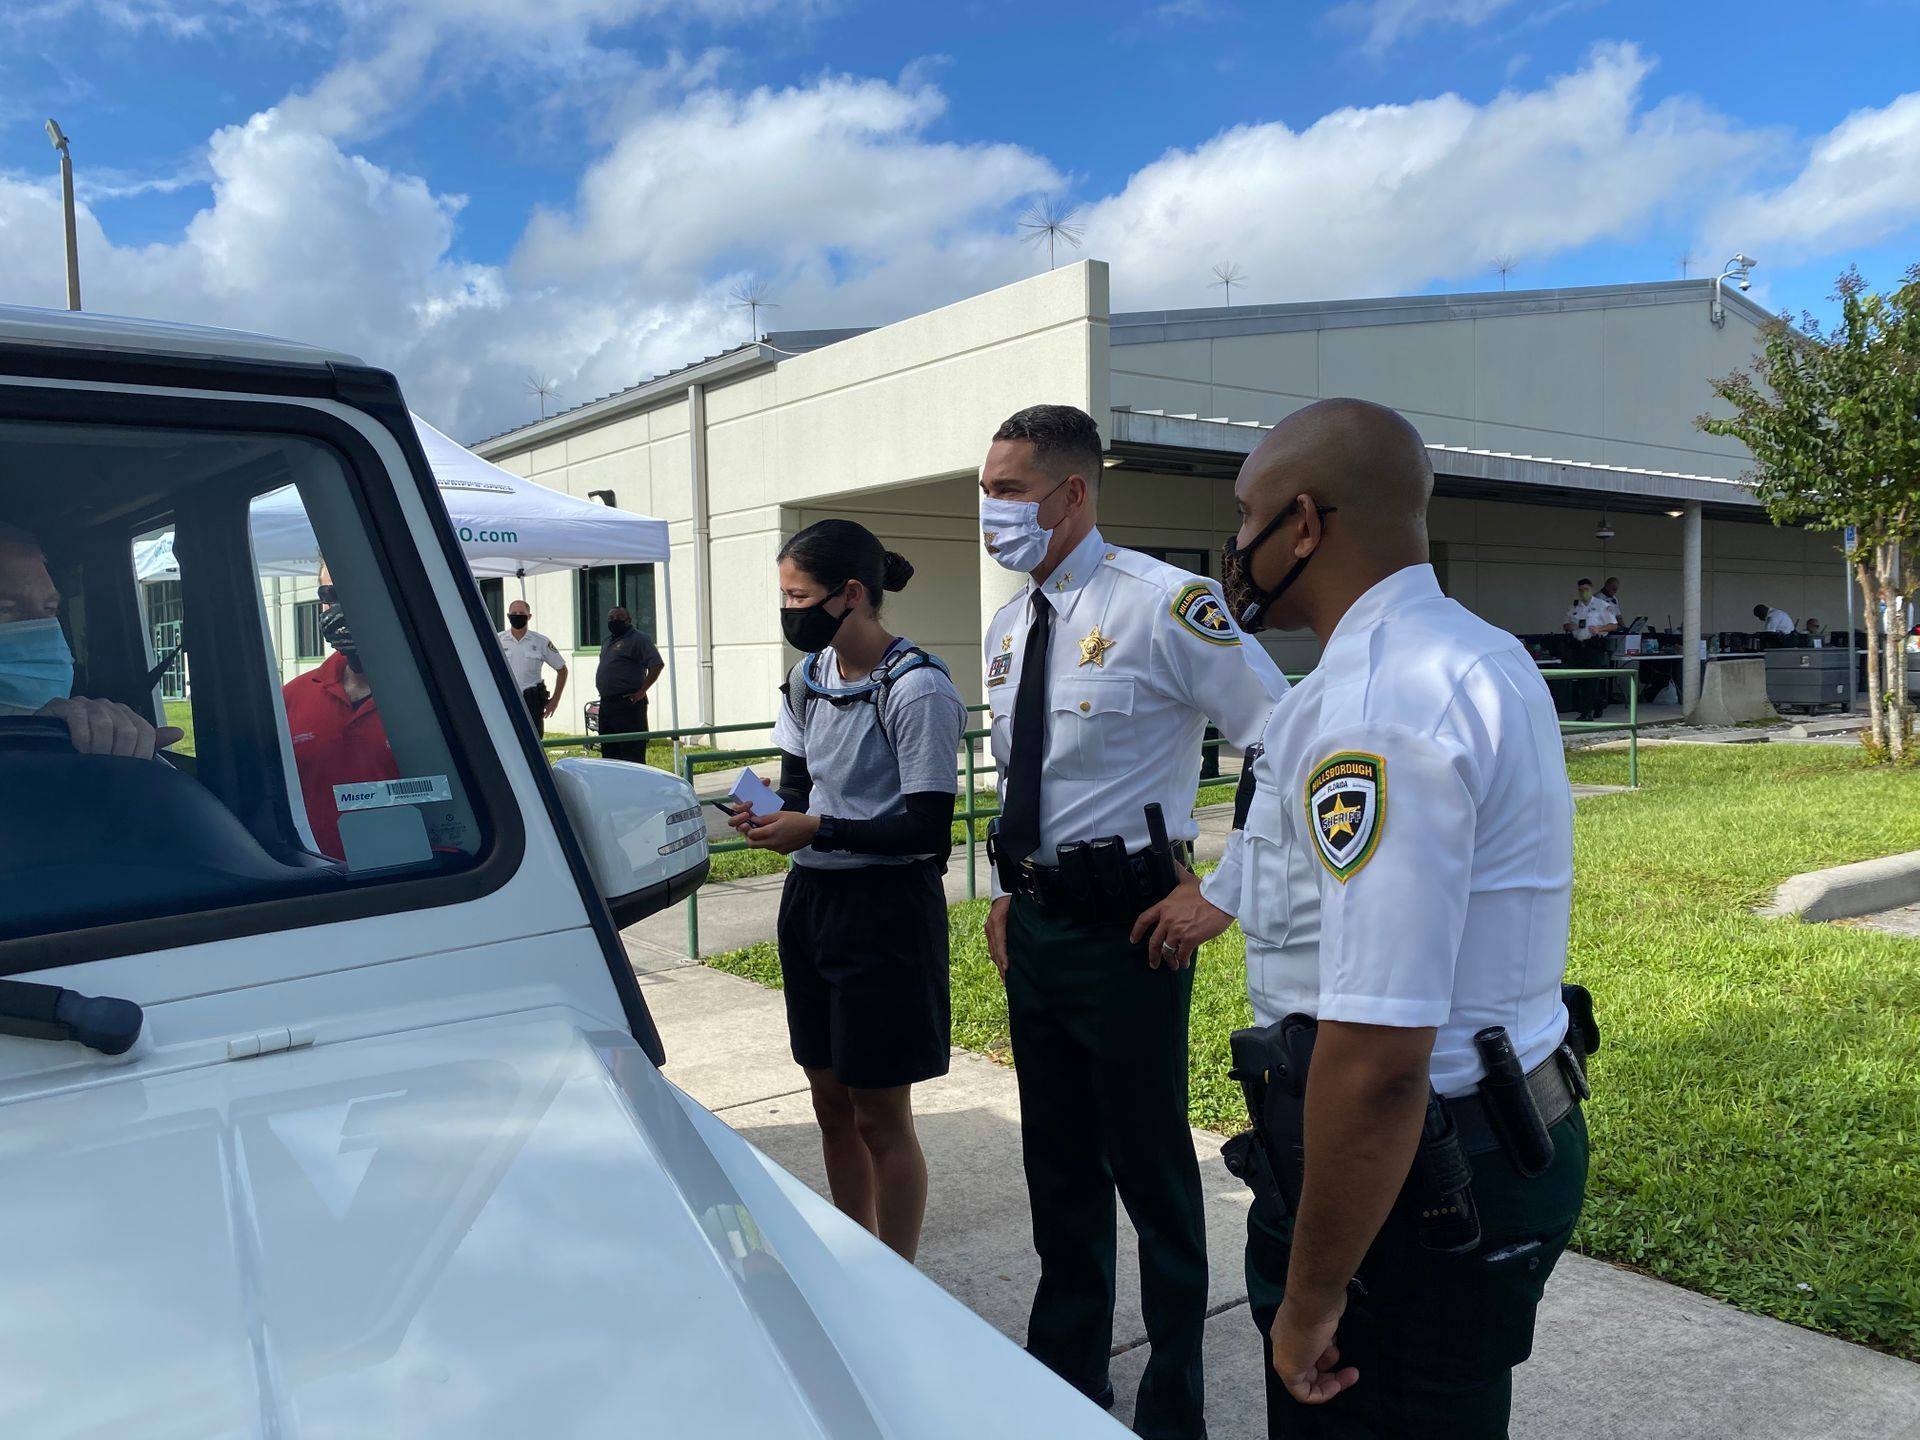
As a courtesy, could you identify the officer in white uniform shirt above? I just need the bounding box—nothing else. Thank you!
[1753,603,1796,635]
[1561,577,1618,721]
[978,404,1288,1440]
[497,599,568,737]
[1135,399,1593,1438]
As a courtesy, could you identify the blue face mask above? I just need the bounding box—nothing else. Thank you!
[0,618,75,713]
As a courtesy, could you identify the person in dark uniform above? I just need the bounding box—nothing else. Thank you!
[594,606,662,762]
[730,519,965,1261]
[980,405,1289,1440]
[1139,398,1592,1438]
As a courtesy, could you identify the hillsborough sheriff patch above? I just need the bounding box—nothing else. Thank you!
[1306,751,1384,881]
[1171,581,1239,645]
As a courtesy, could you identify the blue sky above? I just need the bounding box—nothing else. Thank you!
[2,0,1918,439]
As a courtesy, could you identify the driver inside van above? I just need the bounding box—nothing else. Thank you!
[283,564,399,863]
[0,522,182,757]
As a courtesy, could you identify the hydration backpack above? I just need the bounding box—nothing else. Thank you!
[781,643,951,751]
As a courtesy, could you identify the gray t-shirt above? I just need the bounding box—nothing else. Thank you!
[772,639,965,870]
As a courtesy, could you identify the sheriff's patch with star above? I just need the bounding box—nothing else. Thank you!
[1170,581,1239,645]
[1306,751,1384,881]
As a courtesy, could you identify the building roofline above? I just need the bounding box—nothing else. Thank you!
[1109,406,1759,512]
[473,343,773,456]
[471,326,872,456]
[1110,278,1778,346]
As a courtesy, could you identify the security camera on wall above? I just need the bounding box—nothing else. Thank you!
[1595,523,1615,541]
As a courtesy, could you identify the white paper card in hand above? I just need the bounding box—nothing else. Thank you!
[729,769,784,818]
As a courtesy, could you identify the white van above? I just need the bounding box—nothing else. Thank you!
[0,306,1124,1437]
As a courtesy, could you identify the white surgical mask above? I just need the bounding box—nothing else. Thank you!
[980,484,1064,573]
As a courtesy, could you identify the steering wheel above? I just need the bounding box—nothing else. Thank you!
[0,715,79,753]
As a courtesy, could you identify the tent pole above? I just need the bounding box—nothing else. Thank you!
[662,559,683,773]
[517,567,527,600]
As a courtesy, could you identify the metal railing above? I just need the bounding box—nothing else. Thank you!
[545,666,1638,958]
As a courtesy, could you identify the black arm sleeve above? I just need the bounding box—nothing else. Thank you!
[776,750,813,813]
[813,791,955,858]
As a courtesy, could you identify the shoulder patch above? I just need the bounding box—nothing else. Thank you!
[1170,581,1240,645]
[1306,751,1385,882]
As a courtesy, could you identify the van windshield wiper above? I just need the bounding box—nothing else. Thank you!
[0,979,144,1056]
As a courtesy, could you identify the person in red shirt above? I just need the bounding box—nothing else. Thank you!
[282,568,397,862]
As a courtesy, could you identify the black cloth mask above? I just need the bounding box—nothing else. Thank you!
[1220,503,1336,633]
[509,612,530,629]
[781,585,850,654]
[606,616,631,639]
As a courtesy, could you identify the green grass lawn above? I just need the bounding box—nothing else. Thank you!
[711,744,1920,1358]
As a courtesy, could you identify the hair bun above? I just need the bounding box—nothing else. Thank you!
[881,550,914,592]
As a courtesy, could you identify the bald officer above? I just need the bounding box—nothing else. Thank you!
[1136,399,1591,1437]
[980,403,1289,1440]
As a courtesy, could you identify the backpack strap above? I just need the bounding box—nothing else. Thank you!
[872,646,950,750]
[779,654,819,737]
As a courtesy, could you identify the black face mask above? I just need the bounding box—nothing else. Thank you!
[1220,503,1336,633]
[509,612,530,630]
[781,584,850,654]
[606,615,631,638]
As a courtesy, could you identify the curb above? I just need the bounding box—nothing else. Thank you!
[1758,849,1920,923]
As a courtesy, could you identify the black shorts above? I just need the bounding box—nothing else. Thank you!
[775,859,951,1090]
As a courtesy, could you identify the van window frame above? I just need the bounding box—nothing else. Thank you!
[0,383,528,975]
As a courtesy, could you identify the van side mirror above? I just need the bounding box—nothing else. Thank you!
[550,758,709,927]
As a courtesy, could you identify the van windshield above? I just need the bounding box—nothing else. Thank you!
[0,415,488,947]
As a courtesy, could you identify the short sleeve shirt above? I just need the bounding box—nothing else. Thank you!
[498,628,567,690]
[1201,565,1574,1095]
[282,652,399,863]
[773,638,966,870]
[596,629,662,697]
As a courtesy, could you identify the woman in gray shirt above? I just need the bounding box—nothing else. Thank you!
[731,519,965,1261]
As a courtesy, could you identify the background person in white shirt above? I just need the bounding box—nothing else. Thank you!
[497,600,567,737]
[1561,577,1618,722]
[1754,603,1796,636]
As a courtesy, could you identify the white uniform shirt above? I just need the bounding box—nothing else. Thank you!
[498,627,567,690]
[984,526,1289,898]
[1762,607,1795,635]
[1563,597,1615,642]
[1202,564,1573,1095]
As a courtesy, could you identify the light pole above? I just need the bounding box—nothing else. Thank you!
[45,119,81,311]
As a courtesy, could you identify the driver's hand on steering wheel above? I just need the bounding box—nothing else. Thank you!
[37,696,184,759]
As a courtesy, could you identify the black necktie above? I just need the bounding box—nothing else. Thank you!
[1000,592,1052,864]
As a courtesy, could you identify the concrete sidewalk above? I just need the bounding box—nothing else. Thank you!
[642,963,1920,1440]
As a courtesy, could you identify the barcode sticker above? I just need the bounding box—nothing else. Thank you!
[335,775,453,812]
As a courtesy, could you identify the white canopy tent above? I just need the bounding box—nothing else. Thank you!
[135,413,681,736]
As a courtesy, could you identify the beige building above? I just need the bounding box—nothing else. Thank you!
[474,261,1839,736]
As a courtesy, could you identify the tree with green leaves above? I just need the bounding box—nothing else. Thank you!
[1700,267,1920,761]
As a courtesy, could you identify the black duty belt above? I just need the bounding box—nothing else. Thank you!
[1004,842,1192,917]
[1449,1047,1581,1156]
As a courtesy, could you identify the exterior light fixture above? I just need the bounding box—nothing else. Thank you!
[1710,254,1757,327]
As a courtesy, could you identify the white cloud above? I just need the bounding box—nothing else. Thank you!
[1325,0,1522,57]
[3,36,1915,448]
[1705,91,1920,263]
[1083,43,1758,309]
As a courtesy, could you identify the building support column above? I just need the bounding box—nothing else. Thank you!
[1682,502,1703,717]
[688,382,715,727]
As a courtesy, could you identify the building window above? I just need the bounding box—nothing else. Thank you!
[143,579,188,700]
[294,599,323,660]
[478,577,505,632]
[1139,547,1209,576]
[575,563,656,648]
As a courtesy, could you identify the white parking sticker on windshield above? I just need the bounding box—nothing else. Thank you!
[334,775,452,812]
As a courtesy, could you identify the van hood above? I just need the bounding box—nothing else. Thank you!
[0,1011,1122,1438]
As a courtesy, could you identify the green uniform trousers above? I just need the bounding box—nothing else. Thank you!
[1248,1107,1590,1439]
[1006,895,1209,1440]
